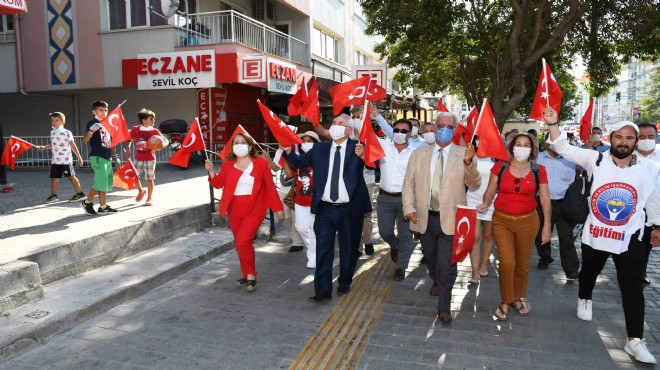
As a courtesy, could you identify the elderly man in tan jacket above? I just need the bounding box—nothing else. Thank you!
[403,112,480,322]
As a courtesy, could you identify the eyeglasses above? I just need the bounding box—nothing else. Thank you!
[393,128,410,134]
[514,178,521,193]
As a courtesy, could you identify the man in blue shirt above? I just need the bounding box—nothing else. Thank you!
[535,137,580,278]
[582,127,610,153]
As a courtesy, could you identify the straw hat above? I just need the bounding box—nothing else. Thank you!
[297,131,320,142]
[505,132,540,159]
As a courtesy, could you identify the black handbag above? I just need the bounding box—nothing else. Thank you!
[561,153,603,224]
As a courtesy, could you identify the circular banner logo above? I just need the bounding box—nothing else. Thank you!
[590,182,637,226]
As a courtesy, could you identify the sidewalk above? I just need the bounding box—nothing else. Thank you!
[3,222,658,369]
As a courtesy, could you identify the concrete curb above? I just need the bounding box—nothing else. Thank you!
[0,228,235,360]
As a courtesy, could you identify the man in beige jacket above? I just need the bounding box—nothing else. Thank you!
[403,112,480,322]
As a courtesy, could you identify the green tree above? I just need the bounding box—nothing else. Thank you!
[641,67,660,123]
[360,0,659,128]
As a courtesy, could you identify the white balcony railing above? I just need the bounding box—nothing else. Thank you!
[175,10,309,67]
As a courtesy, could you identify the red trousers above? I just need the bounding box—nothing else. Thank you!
[227,195,266,277]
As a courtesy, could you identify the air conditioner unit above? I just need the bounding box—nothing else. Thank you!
[253,0,275,22]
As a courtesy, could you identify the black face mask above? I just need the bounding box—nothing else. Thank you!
[610,142,637,160]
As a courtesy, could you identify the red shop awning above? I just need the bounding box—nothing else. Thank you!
[0,0,27,15]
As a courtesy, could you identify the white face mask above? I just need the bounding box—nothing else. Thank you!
[393,132,407,145]
[300,142,314,152]
[423,132,436,144]
[592,134,601,142]
[349,118,362,130]
[637,139,655,152]
[513,147,531,161]
[411,126,419,137]
[52,125,63,132]
[233,144,249,157]
[329,125,347,140]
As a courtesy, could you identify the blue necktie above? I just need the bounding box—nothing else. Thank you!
[330,146,341,202]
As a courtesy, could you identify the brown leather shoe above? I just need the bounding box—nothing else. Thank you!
[429,282,439,296]
[438,310,452,322]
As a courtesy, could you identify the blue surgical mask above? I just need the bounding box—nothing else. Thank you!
[436,127,454,143]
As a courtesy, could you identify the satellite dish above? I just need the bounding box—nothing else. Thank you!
[161,0,180,18]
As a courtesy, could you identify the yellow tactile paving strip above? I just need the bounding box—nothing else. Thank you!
[290,249,396,370]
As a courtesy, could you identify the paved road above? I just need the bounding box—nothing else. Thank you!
[3,227,658,369]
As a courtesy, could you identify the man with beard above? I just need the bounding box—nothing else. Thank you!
[546,111,660,365]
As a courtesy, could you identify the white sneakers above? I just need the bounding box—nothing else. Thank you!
[577,298,592,321]
[625,338,657,364]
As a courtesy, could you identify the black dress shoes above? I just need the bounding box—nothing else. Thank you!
[309,295,332,303]
[394,268,405,281]
[288,245,304,252]
[438,311,453,322]
[337,287,350,296]
[365,243,374,255]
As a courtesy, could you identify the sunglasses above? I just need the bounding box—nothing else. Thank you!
[393,128,410,134]
[514,178,521,193]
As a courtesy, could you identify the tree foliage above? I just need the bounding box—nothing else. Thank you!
[360,0,660,128]
[641,67,660,123]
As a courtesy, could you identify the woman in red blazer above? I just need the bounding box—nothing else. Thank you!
[205,133,284,292]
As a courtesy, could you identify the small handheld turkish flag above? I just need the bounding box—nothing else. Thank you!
[301,77,320,126]
[366,82,387,102]
[437,99,449,113]
[287,77,308,116]
[473,99,510,162]
[452,206,477,264]
[113,160,139,190]
[1,136,32,170]
[330,76,370,115]
[99,105,131,146]
[219,124,254,160]
[579,98,595,143]
[257,100,302,147]
[168,118,206,168]
[530,58,562,121]
[357,102,385,168]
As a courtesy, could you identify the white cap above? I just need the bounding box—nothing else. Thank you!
[610,121,639,134]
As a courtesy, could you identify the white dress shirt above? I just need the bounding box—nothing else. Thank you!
[378,138,414,193]
[636,149,660,163]
[322,141,350,203]
[233,162,255,196]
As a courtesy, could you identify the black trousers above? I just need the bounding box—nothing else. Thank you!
[641,225,654,279]
[578,231,645,338]
[420,213,456,311]
[535,200,579,274]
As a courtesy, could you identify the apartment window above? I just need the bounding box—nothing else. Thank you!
[313,28,339,62]
[0,15,14,33]
[108,0,167,30]
[355,51,368,65]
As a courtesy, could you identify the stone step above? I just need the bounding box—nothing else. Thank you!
[0,226,235,360]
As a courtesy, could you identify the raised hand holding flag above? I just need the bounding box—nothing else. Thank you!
[168,118,206,168]
[530,58,562,121]
[1,136,32,170]
[257,100,302,147]
[99,105,131,146]
[451,206,477,264]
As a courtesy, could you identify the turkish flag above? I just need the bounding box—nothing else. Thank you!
[451,206,477,264]
[357,102,385,167]
[99,105,131,146]
[113,160,139,190]
[287,77,308,116]
[529,58,562,121]
[437,99,449,113]
[452,107,479,145]
[330,76,370,115]
[1,136,33,170]
[301,77,320,126]
[168,118,206,168]
[579,98,595,143]
[257,100,302,147]
[474,99,510,162]
[367,82,387,102]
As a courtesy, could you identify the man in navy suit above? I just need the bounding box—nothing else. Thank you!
[283,113,372,302]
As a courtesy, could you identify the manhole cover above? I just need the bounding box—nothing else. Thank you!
[25,310,50,319]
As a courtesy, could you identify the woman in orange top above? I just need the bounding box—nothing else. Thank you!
[205,133,284,292]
